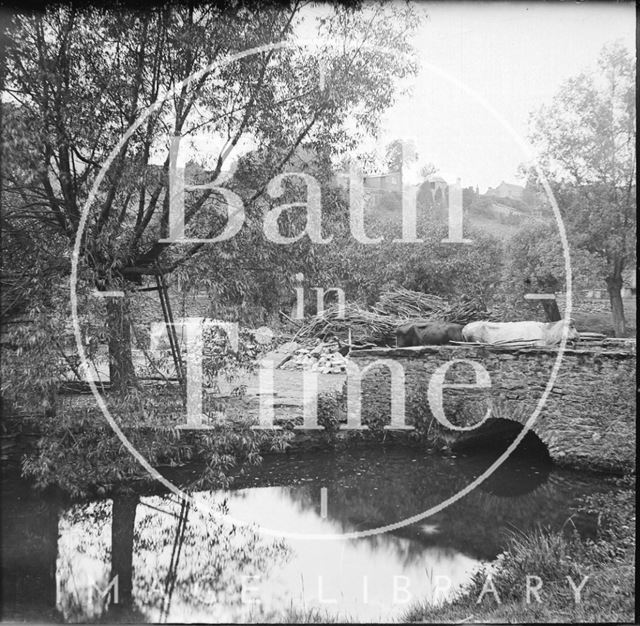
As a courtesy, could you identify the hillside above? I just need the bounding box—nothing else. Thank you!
[465,197,549,240]
[363,190,550,240]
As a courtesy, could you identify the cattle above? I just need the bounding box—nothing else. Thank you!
[396,321,465,347]
[461,320,580,346]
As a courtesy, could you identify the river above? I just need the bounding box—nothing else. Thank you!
[1,445,615,623]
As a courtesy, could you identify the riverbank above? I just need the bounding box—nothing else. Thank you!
[402,476,635,624]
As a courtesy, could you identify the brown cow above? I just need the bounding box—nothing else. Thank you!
[396,321,464,347]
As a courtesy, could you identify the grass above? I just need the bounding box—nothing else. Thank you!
[571,298,636,337]
[402,477,636,623]
[247,606,352,623]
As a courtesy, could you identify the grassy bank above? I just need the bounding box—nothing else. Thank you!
[403,476,636,623]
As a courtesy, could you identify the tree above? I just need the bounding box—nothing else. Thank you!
[499,221,600,321]
[462,186,477,210]
[384,138,407,172]
[0,182,101,415]
[315,211,504,308]
[530,41,636,336]
[384,138,436,181]
[2,2,422,392]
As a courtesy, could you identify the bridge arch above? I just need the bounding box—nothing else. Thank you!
[350,342,636,473]
[451,417,551,462]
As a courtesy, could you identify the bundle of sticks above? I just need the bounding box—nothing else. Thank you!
[294,288,495,346]
[441,298,497,325]
[293,302,397,345]
[374,288,492,325]
[372,288,447,319]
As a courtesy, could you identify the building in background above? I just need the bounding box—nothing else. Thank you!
[362,171,402,194]
[485,181,525,201]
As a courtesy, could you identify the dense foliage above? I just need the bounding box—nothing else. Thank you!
[530,41,636,336]
[1,1,422,391]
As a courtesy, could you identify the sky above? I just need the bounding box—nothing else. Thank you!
[149,1,635,192]
[1,3,633,193]
[320,1,635,192]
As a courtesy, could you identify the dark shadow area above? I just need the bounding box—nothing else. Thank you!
[452,418,552,497]
[0,480,61,622]
[452,418,551,460]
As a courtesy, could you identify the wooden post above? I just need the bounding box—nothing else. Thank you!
[524,293,562,322]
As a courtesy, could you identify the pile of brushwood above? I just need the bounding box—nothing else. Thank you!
[293,287,494,346]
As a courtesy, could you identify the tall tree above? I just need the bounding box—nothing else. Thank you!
[2,2,421,392]
[530,41,636,336]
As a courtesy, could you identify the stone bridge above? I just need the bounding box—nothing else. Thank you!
[348,341,636,473]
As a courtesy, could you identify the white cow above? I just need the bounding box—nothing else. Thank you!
[461,320,580,346]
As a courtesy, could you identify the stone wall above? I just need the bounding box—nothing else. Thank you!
[348,342,636,473]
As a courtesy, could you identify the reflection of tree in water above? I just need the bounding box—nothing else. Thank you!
[5,449,610,622]
[279,448,607,562]
[57,495,146,622]
[54,491,291,623]
[110,494,139,618]
[131,492,292,622]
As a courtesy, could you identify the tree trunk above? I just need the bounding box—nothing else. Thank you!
[41,385,58,417]
[606,273,627,337]
[535,277,561,322]
[541,299,562,322]
[106,298,137,393]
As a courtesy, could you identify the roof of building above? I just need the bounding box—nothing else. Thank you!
[498,181,524,191]
[363,171,401,179]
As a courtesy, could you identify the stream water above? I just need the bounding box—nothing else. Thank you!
[1,445,614,623]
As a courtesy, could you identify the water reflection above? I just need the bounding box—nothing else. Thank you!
[198,487,480,621]
[2,447,611,623]
[56,493,292,623]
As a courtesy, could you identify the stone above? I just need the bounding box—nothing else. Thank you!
[349,342,635,473]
